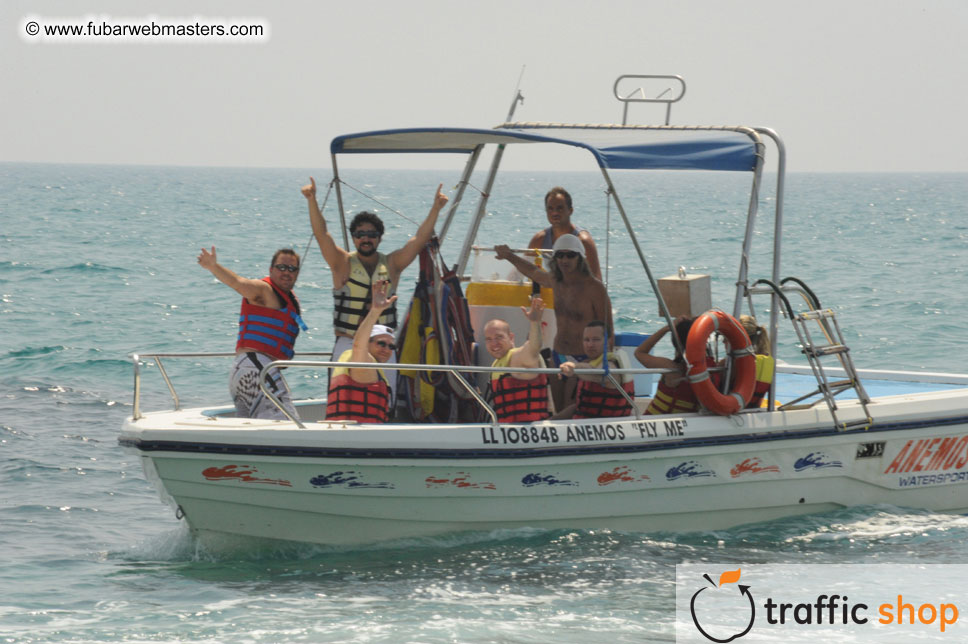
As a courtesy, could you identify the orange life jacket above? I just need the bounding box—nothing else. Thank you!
[490,374,549,423]
[575,379,635,418]
[489,348,549,423]
[574,352,635,418]
[326,373,389,423]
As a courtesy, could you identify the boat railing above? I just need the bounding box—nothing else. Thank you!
[129,352,735,429]
[612,74,686,125]
[471,245,552,255]
[128,351,334,420]
[257,359,673,429]
[776,362,968,385]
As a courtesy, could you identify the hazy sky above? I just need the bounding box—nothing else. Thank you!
[4,0,967,172]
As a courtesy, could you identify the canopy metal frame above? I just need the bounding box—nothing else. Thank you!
[329,123,784,360]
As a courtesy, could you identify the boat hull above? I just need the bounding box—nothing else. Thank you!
[122,389,968,545]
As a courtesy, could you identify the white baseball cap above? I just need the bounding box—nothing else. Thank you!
[369,324,394,341]
[552,233,585,257]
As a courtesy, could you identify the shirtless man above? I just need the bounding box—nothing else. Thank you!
[527,186,601,280]
[495,234,611,408]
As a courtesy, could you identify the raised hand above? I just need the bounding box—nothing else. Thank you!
[371,280,398,312]
[432,183,449,211]
[197,246,217,271]
[301,176,317,200]
[522,296,545,322]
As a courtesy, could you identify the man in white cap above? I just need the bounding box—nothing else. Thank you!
[325,280,397,423]
[495,234,612,408]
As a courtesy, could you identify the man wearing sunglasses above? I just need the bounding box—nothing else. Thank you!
[197,246,308,420]
[495,234,612,409]
[326,280,397,423]
[526,186,602,280]
[303,178,449,363]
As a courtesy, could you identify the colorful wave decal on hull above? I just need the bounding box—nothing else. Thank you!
[666,461,716,481]
[424,472,496,490]
[202,465,292,487]
[310,470,394,489]
[597,465,650,486]
[730,457,780,478]
[522,472,578,487]
[794,452,843,471]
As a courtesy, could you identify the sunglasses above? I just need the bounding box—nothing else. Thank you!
[554,251,579,260]
[352,230,381,239]
[371,340,396,350]
[273,263,300,273]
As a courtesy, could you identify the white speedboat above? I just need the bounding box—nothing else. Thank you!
[120,77,968,546]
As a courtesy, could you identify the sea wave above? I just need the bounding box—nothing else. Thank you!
[52,357,133,371]
[39,262,126,275]
[3,345,70,359]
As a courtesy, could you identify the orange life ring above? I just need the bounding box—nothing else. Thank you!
[685,310,756,415]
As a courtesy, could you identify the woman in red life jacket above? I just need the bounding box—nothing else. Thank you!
[325,280,397,423]
[198,246,307,420]
[635,316,717,415]
[484,296,549,423]
[554,321,635,419]
[739,314,775,408]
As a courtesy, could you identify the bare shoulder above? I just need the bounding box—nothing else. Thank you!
[527,230,544,249]
[588,276,608,295]
[578,229,597,244]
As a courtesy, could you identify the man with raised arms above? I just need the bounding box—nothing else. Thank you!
[495,233,612,409]
[483,297,549,423]
[302,178,449,361]
[527,186,602,280]
[198,246,307,420]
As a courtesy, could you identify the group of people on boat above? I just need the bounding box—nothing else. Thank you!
[197,181,773,424]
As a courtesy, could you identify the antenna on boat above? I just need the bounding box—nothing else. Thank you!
[613,74,686,125]
[506,65,526,122]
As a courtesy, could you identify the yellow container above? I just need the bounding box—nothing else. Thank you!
[465,282,555,309]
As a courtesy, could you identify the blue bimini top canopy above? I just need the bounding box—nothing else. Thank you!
[330,123,762,172]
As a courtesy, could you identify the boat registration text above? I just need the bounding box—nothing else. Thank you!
[480,419,687,446]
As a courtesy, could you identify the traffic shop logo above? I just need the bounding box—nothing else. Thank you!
[683,566,961,640]
[689,569,755,642]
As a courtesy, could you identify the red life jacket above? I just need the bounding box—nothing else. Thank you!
[575,379,635,419]
[490,374,549,423]
[235,278,306,360]
[326,373,389,423]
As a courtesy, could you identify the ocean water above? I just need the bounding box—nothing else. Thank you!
[2,162,967,643]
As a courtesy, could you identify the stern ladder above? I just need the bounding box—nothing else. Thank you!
[751,277,873,430]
